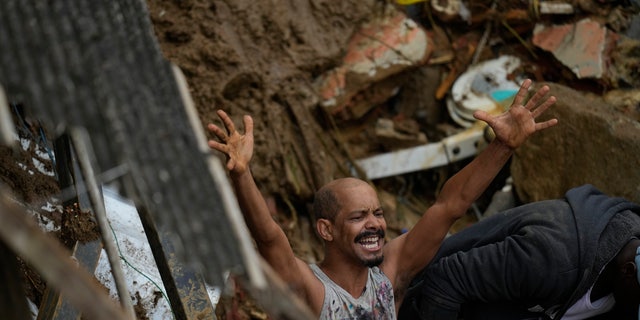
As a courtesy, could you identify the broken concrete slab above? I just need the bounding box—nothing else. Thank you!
[315,4,432,119]
[511,82,640,204]
[532,18,619,80]
[533,15,640,87]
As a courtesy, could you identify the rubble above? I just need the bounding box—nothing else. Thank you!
[315,2,433,120]
[2,0,640,318]
[532,18,617,80]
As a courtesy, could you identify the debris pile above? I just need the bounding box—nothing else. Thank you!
[1,0,640,319]
[147,1,640,315]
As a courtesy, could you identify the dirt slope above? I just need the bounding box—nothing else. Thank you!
[146,0,382,201]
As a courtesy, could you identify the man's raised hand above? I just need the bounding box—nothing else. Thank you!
[207,110,254,175]
[473,79,558,149]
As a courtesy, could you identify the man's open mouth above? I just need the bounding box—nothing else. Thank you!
[359,235,380,250]
[355,230,385,250]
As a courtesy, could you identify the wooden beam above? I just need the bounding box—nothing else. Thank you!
[37,241,103,320]
[0,188,128,320]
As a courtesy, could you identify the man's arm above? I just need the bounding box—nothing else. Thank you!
[416,200,579,320]
[207,110,320,300]
[383,79,558,290]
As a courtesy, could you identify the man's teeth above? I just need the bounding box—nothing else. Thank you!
[360,236,379,249]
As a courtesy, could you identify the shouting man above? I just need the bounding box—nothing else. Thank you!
[208,79,558,319]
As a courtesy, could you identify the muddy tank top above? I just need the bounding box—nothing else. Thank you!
[310,264,396,320]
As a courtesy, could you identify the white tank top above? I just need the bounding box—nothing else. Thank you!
[310,264,396,319]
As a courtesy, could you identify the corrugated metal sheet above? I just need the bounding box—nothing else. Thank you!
[0,0,249,288]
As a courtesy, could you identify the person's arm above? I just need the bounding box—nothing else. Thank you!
[383,79,558,290]
[207,110,318,298]
[416,200,579,320]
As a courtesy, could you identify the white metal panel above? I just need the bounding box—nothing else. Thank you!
[356,124,487,180]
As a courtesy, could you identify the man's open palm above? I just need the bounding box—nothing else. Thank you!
[207,110,254,175]
[473,79,558,149]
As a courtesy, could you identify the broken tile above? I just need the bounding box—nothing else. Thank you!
[532,18,619,79]
[314,4,433,119]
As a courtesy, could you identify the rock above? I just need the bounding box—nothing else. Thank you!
[511,82,640,204]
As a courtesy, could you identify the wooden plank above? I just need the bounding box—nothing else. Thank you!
[0,188,128,320]
[37,241,103,320]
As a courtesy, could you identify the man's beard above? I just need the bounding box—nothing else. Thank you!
[363,255,384,267]
[355,229,385,267]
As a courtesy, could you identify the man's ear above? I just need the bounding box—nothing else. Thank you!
[621,261,636,278]
[316,219,333,241]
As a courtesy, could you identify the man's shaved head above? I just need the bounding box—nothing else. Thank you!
[312,178,369,221]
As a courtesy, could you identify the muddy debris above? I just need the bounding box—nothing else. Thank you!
[1,0,639,319]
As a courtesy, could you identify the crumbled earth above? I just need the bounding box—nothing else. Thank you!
[59,202,101,248]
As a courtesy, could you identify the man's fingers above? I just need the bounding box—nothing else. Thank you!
[207,123,228,141]
[531,96,556,118]
[207,139,227,153]
[524,85,550,110]
[472,110,491,123]
[217,109,237,134]
[243,115,254,137]
[534,118,559,131]
[511,79,532,108]
[227,158,236,171]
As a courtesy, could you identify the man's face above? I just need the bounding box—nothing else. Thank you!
[332,182,387,267]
